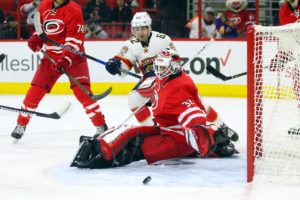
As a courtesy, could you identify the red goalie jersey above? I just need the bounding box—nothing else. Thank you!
[151,71,218,154]
[38,0,85,62]
[152,72,207,132]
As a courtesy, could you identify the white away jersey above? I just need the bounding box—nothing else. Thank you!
[115,31,176,75]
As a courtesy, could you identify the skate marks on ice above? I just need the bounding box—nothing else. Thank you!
[46,155,246,187]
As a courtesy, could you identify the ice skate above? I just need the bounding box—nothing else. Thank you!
[221,123,239,142]
[11,124,26,143]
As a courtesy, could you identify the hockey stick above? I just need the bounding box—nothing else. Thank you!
[0,101,71,119]
[40,50,112,101]
[206,65,247,81]
[0,54,5,63]
[33,12,141,80]
[100,97,150,138]
[182,38,215,68]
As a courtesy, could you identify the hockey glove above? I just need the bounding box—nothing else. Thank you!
[54,56,72,73]
[105,58,121,75]
[28,34,43,52]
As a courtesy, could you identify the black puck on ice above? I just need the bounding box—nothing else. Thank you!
[143,176,152,185]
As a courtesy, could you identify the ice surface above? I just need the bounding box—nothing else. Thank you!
[0,95,299,200]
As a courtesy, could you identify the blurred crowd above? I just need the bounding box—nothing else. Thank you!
[0,0,287,40]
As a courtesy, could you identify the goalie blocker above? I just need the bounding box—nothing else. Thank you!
[70,124,238,169]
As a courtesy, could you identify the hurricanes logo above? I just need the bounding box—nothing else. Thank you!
[230,17,241,25]
[43,19,65,35]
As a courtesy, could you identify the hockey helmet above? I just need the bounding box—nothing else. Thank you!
[225,0,248,13]
[154,49,181,79]
[131,12,152,30]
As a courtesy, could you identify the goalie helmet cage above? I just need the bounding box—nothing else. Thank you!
[247,23,300,183]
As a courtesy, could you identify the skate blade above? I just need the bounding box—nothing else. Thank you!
[12,138,20,144]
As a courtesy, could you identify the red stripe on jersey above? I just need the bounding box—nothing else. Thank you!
[115,55,133,70]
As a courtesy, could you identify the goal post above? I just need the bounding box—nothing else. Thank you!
[247,23,300,183]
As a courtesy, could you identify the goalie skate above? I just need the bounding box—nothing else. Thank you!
[221,123,239,142]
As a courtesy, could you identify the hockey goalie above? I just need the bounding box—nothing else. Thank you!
[71,49,239,169]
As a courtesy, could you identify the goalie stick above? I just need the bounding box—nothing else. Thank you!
[40,50,112,101]
[0,101,71,119]
[33,12,141,80]
[206,65,247,81]
[0,54,5,63]
[100,97,150,138]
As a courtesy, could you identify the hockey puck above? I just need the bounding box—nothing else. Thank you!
[143,176,152,185]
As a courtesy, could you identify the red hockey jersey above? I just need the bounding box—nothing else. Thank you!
[38,0,86,62]
[152,72,208,140]
[279,3,300,25]
[225,10,255,32]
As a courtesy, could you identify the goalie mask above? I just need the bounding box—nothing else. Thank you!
[131,12,152,37]
[154,49,181,79]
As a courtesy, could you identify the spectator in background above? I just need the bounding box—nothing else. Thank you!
[85,23,108,39]
[20,0,41,25]
[215,12,238,38]
[144,0,159,9]
[0,15,18,39]
[112,0,132,23]
[225,0,255,38]
[0,9,4,24]
[83,0,112,24]
[185,7,219,39]
[127,0,139,8]
[20,0,41,37]
[279,0,300,25]
[111,0,132,38]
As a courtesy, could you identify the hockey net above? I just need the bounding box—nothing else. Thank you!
[247,23,300,183]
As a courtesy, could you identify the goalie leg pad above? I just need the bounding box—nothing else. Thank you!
[109,134,145,167]
[191,125,217,158]
[70,136,113,169]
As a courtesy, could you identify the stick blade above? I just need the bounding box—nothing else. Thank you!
[92,87,112,101]
[54,101,72,118]
[206,65,228,81]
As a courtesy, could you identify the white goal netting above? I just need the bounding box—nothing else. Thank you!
[251,23,300,183]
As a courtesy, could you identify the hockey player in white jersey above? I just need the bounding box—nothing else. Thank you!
[105,12,177,126]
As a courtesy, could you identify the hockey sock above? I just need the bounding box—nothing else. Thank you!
[72,85,106,126]
[131,106,154,125]
[17,85,47,126]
